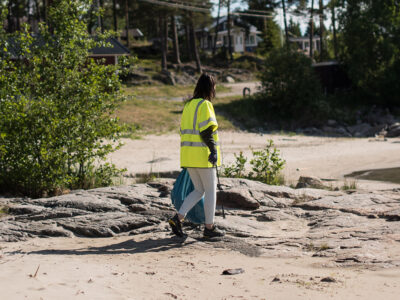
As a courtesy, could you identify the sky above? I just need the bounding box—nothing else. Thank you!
[210,0,332,36]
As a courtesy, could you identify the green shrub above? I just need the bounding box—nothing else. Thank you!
[0,1,126,197]
[248,140,286,185]
[222,140,286,185]
[259,48,327,120]
[222,151,247,178]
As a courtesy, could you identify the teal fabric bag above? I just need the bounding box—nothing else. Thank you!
[171,168,205,224]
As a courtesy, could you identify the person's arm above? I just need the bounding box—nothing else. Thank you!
[200,127,218,165]
[200,127,216,153]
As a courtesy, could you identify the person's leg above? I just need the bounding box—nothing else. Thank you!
[196,168,216,229]
[177,168,205,220]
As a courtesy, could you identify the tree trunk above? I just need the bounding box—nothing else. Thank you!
[161,16,167,71]
[189,12,202,73]
[212,0,221,56]
[113,0,118,32]
[34,0,41,24]
[7,1,13,33]
[281,0,289,48]
[319,0,324,60]
[227,0,233,60]
[97,0,102,32]
[185,23,192,61]
[99,0,104,33]
[171,15,181,65]
[43,0,47,24]
[331,1,338,59]
[15,0,21,31]
[125,0,130,48]
[309,0,314,58]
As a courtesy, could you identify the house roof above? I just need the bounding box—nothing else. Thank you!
[4,36,130,58]
[91,37,130,55]
[202,15,260,34]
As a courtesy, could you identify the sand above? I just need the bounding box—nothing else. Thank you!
[2,133,400,299]
[109,132,400,190]
[1,235,400,300]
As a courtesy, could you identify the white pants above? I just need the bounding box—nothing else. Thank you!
[178,167,216,225]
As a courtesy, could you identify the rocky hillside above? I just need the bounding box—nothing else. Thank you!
[1,178,400,268]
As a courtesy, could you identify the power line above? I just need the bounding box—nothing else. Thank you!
[246,8,275,15]
[231,11,275,18]
[171,0,213,9]
[137,0,211,13]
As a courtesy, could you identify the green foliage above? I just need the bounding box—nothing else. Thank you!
[222,151,247,178]
[257,18,282,55]
[222,140,286,185]
[339,0,400,106]
[259,48,327,120]
[0,1,126,197]
[248,140,286,185]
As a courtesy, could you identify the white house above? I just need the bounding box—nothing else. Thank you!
[197,16,262,53]
[289,36,321,57]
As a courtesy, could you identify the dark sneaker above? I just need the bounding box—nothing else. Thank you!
[168,214,184,237]
[204,225,225,238]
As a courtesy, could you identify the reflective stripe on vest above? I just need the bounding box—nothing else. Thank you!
[181,141,221,147]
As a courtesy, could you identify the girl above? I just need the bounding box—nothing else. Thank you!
[169,73,225,238]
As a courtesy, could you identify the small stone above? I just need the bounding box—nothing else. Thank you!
[321,276,336,283]
[271,277,281,282]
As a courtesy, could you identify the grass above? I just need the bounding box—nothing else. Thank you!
[124,84,231,99]
[341,180,358,191]
[0,206,8,217]
[117,93,239,136]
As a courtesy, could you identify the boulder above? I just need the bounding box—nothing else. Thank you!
[223,75,235,83]
[347,123,373,137]
[217,188,260,210]
[152,70,176,85]
[387,122,400,137]
[296,176,327,189]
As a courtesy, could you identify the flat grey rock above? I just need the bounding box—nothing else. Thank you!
[1,178,400,268]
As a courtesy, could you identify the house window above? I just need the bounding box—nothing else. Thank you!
[305,41,309,48]
[250,35,255,44]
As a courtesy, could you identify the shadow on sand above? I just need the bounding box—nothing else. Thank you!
[9,236,196,256]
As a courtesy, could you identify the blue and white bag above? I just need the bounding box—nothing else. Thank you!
[171,168,205,224]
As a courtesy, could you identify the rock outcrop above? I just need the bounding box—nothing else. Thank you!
[1,178,400,268]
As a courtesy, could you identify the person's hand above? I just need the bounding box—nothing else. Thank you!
[208,151,218,165]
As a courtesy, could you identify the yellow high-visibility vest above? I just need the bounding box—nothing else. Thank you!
[180,98,221,168]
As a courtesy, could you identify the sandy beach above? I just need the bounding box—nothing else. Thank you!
[1,235,400,300]
[110,132,400,190]
[2,133,400,300]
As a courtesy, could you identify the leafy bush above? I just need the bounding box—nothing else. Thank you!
[222,151,247,178]
[222,140,286,185]
[259,48,327,120]
[248,140,286,185]
[0,1,126,197]
[339,0,400,107]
